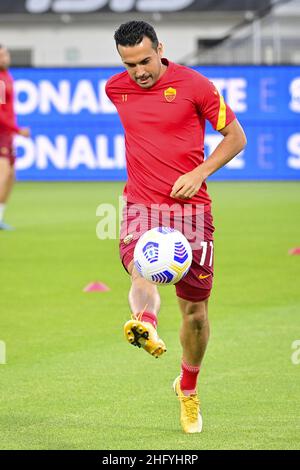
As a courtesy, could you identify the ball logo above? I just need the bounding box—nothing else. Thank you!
[158,227,175,234]
[135,260,143,275]
[151,270,174,284]
[142,241,159,264]
[164,87,177,103]
[174,241,189,264]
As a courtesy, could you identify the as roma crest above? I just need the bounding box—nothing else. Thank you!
[164,87,177,102]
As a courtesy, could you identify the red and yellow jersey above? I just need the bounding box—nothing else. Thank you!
[0,69,20,135]
[106,59,235,211]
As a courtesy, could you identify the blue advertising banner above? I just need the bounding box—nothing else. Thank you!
[10,66,300,181]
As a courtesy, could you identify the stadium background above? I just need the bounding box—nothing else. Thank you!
[0,0,299,451]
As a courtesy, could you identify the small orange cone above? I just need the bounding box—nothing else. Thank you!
[83,282,110,292]
[288,248,300,255]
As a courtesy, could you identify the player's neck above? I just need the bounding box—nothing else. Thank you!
[158,63,168,80]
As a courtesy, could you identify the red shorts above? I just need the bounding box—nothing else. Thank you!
[119,202,215,302]
[0,134,16,166]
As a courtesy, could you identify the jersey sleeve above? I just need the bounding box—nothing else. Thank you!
[0,106,20,134]
[105,77,115,104]
[193,73,236,131]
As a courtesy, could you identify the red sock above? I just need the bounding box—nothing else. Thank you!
[180,360,200,395]
[140,311,157,329]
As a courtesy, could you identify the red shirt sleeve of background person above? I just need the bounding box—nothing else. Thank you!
[0,70,20,135]
[192,72,236,131]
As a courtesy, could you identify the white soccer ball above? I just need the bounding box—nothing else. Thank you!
[133,227,192,285]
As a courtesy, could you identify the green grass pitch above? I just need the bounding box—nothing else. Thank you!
[0,181,299,450]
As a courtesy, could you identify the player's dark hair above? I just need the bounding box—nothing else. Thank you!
[114,21,159,50]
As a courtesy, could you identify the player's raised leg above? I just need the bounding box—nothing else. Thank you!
[123,259,167,358]
[0,157,15,230]
[173,297,209,433]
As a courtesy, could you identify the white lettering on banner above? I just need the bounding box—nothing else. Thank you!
[25,0,195,14]
[69,136,96,169]
[71,81,99,114]
[96,135,125,169]
[258,134,274,169]
[260,78,276,112]
[211,78,247,112]
[26,0,107,13]
[110,0,135,13]
[137,0,194,11]
[39,81,70,114]
[287,134,300,169]
[15,135,125,171]
[15,80,39,114]
[205,134,245,169]
[15,78,246,115]
[114,135,125,168]
[205,134,222,156]
[36,136,67,169]
[15,136,35,169]
[15,79,115,115]
[96,136,113,169]
[16,133,300,174]
[99,81,116,113]
[226,150,245,169]
[26,0,52,13]
[18,132,247,172]
[289,78,300,113]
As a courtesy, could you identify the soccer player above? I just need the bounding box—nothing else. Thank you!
[106,21,246,433]
[0,45,30,230]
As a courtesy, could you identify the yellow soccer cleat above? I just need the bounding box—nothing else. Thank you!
[123,314,167,358]
[173,376,203,433]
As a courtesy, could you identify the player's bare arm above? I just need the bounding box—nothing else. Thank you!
[170,119,246,200]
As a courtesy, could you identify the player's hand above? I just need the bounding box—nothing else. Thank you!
[170,168,205,200]
[18,128,31,138]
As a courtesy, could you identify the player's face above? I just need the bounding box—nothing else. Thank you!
[0,48,10,69]
[117,37,164,89]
